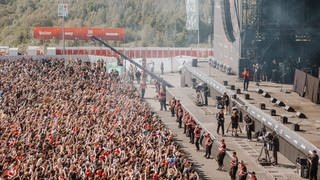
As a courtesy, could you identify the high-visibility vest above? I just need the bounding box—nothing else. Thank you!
[249,174,257,180]
[195,128,201,138]
[230,156,238,167]
[239,164,247,176]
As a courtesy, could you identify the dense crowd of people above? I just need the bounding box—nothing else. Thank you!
[0,58,198,179]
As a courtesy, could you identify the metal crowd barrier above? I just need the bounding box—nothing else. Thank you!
[183,64,320,164]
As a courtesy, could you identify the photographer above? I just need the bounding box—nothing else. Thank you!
[231,111,239,137]
[308,150,319,180]
[195,83,204,106]
[244,115,254,141]
[203,83,209,106]
[222,92,230,114]
[216,109,225,136]
[271,131,279,165]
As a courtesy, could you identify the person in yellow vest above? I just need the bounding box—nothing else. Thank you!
[238,160,248,180]
[229,151,239,180]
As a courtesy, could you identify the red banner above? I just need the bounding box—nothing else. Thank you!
[33,27,125,41]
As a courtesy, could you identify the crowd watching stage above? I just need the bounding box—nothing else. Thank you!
[0,58,199,179]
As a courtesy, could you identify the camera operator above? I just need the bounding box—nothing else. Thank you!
[203,83,209,106]
[308,150,319,180]
[195,84,204,106]
[222,92,230,114]
[216,109,225,136]
[271,131,279,165]
[244,115,254,141]
[231,110,240,137]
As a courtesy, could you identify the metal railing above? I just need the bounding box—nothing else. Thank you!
[183,64,320,163]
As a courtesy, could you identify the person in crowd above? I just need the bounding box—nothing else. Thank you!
[216,109,225,136]
[203,83,209,106]
[169,97,177,117]
[231,111,240,137]
[308,150,319,180]
[140,80,147,98]
[0,58,198,179]
[194,125,202,151]
[229,152,239,180]
[216,139,226,171]
[222,92,230,114]
[242,68,250,91]
[204,133,213,159]
[244,114,254,141]
[238,160,248,180]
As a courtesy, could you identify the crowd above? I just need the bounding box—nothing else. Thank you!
[0,58,198,179]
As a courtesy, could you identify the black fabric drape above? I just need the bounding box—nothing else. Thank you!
[305,74,320,104]
[293,69,307,97]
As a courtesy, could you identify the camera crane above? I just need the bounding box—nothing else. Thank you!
[90,35,173,88]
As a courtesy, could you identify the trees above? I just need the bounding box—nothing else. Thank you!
[0,0,211,48]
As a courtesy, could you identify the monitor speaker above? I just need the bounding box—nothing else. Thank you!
[284,105,294,112]
[296,112,306,118]
[257,89,263,94]
[276,100,285,107]
[262,92,270,98]
[293,124,300,131]
[281,116,288,124]
[270,109,276,116]
[270,97,277,103]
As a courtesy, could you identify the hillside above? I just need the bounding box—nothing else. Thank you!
[0,0,213,50]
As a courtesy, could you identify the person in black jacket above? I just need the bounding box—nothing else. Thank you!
[309,150,319,180]
[271,131,279,165]
[203,83,209,106]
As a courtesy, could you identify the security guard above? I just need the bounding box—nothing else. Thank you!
[229,152,239,180]
[238,160,248,180]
